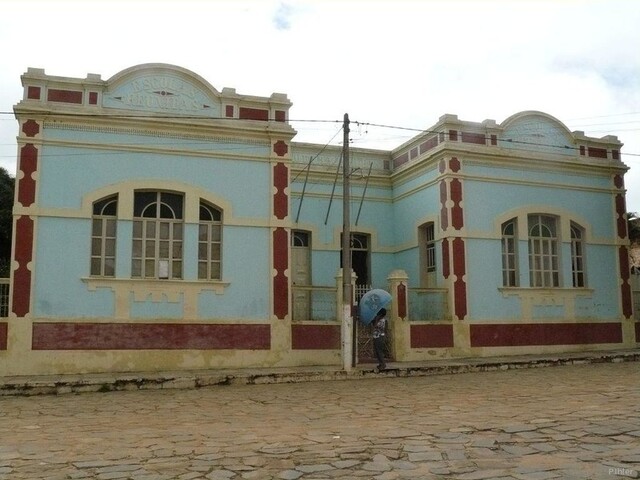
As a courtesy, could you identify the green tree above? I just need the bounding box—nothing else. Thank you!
[628,212,640,244]
[0,167,15,277]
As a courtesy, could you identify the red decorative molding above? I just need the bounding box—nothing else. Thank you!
[613,174,624,189]
[0,323,7,350]
[620,245,630,282]
[18,144,37,207]
[587,147,607,159]
[470,322,622,347]
[397,283,407,320]
[452,238,467,320]
[440,180,448,230]
[225,105,234,117]
[22,120,40,138]
[449,157,460,173]
[420,136,438,154]
[410,147,418,159]
[410,324,454,348]
[273,227,289,319]
[89,92,98,105]
[619,246,633,319]
[393,152,409,168]
[450,178,464,230]
[291,324,341,349]
[32,323,271,350]
[449,130,458,141]
[275,110,286,122]
[273,162,288,219]
[27,86,41,100]
[273,140,288,157]
[239,107,269,121]
[12,216,34,317]
[490,134,497,146]
[461,132,485,145]
[616,194,627,239]
[612,150,620,160]
[442,238,450,279]
[47,89,83,104]
[452,238,465,277]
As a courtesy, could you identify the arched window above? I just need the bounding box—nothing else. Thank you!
[501,218,518,287]
[132,191,183,279]
[571,222,586,287]
[91,195,118,277]
[198,201,222,280]
[528,214,559,287]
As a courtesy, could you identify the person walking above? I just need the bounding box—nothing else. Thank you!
[372,308,387,371]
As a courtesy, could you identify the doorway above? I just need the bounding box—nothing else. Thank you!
[291,230,311,321]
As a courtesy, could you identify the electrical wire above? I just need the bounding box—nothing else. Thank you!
[0,111,638,158]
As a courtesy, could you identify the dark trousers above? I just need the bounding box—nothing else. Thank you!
[373,335,386,366]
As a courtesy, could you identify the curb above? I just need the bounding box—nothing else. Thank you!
[1,349,639,396]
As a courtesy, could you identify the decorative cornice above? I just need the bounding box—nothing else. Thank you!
[41,120,270,146]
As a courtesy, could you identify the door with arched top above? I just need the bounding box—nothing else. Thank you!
[292,230,311,321]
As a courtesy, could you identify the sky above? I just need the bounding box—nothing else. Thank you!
[1,0,639,211]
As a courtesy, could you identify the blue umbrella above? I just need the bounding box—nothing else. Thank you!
[358,289,392,325]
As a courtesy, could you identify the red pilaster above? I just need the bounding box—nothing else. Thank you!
[18,144,37,207]
[450,178,464,230]
[452,237,467,320]
[12,216,34,317]
[619,246,633,319]
[442,238,450,279]
[0,323,7,350]
[439,180,448,230]
[273,227,288,320]
[273,162,288,220]
[613,177,632,319]
[12,133,39,317]
[615,194,627,239]
[397,282,407,320]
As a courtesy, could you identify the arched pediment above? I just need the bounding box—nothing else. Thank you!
[499,111,576,156]
[103,63,221,117]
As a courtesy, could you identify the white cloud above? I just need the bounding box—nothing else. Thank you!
[1,0,639,210]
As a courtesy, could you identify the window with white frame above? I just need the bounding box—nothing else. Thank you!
[132,191,183,279]
[418,222,436,287]
[501,218,518,287]
[91,195,118,277]
[528,214,559,287]
[198,201,222,280]
[571,222,586,287]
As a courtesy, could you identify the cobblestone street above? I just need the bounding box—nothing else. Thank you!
[1,362,639,479]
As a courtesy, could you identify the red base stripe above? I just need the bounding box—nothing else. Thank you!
[410,324,454,348]
[291,324,341,350]
[32,323,271,350]
[470,322,622,347]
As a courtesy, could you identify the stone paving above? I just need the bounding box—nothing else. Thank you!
[0,362,639,479]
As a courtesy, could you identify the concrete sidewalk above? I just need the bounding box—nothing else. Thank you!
[1,348,639,396]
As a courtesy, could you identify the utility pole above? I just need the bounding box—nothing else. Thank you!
[342,113,353,371]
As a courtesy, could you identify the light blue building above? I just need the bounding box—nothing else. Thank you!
[2,64,636,376]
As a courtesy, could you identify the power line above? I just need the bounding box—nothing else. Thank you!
[0,111,638,158]
[291,125,343,183]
